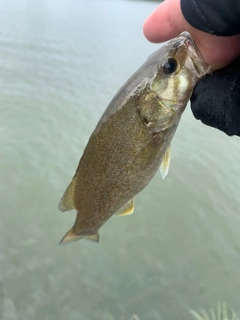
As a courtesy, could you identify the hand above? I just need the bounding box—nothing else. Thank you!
[143,0,240,71]
[191,57,240,136]
[143,0,240,136]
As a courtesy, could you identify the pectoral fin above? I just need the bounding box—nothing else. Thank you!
[59,228,99,245]
[160,145,171,179]
[58,179,76,212]
[115,198,135,216]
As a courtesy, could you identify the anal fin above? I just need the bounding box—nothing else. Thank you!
[58,178,76,212]
[160,145,171,179]
[115,198,135,216]
[59,228,99,245]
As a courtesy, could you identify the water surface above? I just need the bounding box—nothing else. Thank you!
[0,1,240,319]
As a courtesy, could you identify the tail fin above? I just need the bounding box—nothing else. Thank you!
[59,228,99,245]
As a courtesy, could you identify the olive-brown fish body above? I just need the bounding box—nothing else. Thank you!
[59,32,209,244]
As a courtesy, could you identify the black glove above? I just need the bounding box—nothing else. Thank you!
[190,57,240,136]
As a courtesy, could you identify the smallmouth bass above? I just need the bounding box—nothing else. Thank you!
[59,32,209,244]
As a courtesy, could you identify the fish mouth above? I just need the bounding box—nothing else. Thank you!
[178,31,211,77]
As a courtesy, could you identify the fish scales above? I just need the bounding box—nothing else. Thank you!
[58,32,210,244]
[73,93,163,222]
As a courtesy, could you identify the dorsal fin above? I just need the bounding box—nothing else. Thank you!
[58,178,76,212]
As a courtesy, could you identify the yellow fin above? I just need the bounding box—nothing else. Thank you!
[59,228,99,245]
[115,198,135,216]
[160,145,171,179]
[58,179,76,212]
[85,233,100,243]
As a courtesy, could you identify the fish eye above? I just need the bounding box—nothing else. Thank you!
[162,58,177,74]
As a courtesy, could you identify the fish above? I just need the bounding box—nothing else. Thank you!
[58,31,210,245]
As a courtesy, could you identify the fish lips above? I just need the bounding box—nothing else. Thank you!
[179,31,211,77]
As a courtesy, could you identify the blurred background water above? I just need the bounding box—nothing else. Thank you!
[0,0,240,319]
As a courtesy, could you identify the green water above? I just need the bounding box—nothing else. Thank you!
[1,0,240,319]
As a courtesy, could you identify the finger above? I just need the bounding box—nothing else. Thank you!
[194,33,240,70]
[143,0,184,43]
[143,0,240,70]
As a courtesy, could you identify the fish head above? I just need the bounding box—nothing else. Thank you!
[149,31,210,111]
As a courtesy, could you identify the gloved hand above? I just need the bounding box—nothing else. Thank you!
[143,0,240,136]
[190,57,240,136]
